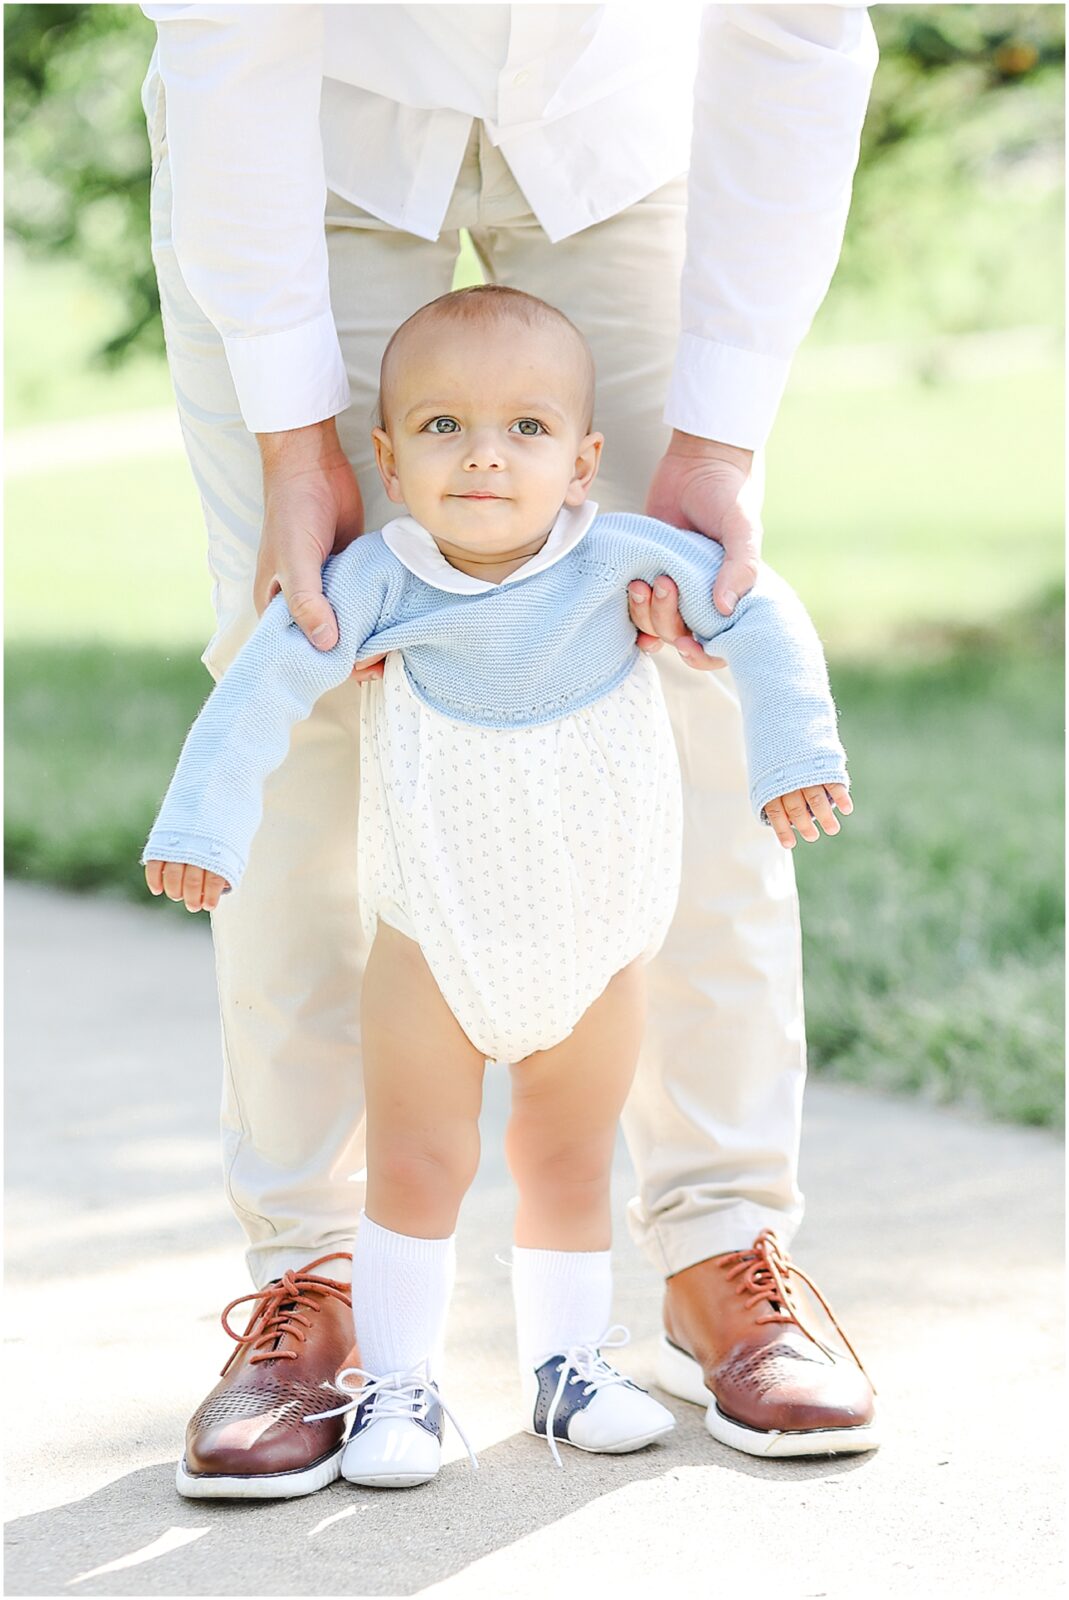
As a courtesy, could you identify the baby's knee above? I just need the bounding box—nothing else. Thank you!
[505,1121,613,1195]
[372,1125,481,1210]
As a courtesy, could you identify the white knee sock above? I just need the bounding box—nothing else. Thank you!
[352,1211,455,1382]
[511,1246,613,1372]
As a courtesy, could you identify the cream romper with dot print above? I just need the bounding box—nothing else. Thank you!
[357,505,684,1064]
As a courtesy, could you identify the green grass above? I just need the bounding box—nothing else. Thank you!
[793,607,1063,1128]
[5,642,209,896]
[4,247,175,428]
[5,587,1063,1128]
[4,451,215,647]
[812,63,1065,346]
[765,366,1063,653]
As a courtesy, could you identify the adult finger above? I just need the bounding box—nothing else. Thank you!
[351,655,387,683]
[708,482,763,615]
[630,578,721,671]
[653,575,725,673]
[648,577,688,644]
[628,581,655,636]
[673,635,725,672]
[628,582,665,654]
[283,583,339,652]
[713,551,760,617]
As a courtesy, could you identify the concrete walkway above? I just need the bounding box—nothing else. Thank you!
[4,881,1064,1598]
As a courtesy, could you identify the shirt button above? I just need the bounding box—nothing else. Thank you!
[210,844,221,856]
[512,69,530,86]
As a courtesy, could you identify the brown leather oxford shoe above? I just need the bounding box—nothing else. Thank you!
[657,1229,879,1458]
[177,1252,357,1498]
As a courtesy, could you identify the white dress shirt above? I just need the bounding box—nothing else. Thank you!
[142,3,877,446]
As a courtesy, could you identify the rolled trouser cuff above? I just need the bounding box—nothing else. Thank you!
[248,1243,356,1290]
[629,1200,804,1280]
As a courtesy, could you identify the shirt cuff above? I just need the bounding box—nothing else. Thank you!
[664,333,793,452]
[224,310,352,434]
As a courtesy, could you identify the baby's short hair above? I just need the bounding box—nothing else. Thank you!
[377,284,596,433]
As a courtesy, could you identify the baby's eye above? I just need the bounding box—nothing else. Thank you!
[424,416,460,434]
[510,418,546,436]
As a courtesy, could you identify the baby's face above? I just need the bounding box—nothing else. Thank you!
[373,320,601,563]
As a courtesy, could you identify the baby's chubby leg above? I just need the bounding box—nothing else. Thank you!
[337,922,487,1487]
[506,959,646,1252]
[505,962,675,1458]
[361,920,487,1241]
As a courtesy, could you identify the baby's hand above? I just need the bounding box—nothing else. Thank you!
[764,783,852,849]
[144,859,231,912]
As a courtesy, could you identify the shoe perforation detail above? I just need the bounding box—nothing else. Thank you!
[719,1341,827,1398]
[191,1378,337,1430]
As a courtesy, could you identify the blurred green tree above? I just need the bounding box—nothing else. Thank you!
[4,3,158,362]
[833,4,1065,338]
[3,3,1065,365]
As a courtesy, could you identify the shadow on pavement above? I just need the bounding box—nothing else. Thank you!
[4,1420,872,1598]
[6,884,1063,1596]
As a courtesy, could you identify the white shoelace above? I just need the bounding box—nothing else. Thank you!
[542,1325,633,1469]
[304,1364,479,1471]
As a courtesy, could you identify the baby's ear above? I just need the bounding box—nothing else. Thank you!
[565,431,603,504]
[372,427,404,504]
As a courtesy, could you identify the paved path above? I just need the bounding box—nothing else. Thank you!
[4,881,1063,1597]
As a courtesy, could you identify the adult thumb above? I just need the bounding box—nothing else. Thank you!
[285,577,339,651]
[713,552,759,617]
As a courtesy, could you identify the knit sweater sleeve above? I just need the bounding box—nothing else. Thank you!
[141,537,393,892]
[610,514,848,821]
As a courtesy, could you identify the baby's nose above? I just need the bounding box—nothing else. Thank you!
[463,432,506,470]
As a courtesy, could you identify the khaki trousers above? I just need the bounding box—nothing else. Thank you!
[147,88,807,1289]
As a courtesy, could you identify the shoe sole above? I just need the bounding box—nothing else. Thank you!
[175,1442,346,1499]
[525,1419,675,1455]
[655,1335,880,1458]
[341,1467,439,1488]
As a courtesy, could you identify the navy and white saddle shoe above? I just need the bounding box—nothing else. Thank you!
[304,1364,478,1489]
[524,1326,676,1467]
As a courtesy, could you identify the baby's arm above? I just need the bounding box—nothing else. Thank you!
[618,516,850,838]
[142,539,390,903]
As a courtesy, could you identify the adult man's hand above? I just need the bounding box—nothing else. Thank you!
[632,430,763,671]
[255,417,386,681]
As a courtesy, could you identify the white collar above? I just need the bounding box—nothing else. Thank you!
[381,500,598,594]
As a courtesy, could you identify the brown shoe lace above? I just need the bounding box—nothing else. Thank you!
[218,1251,353,1373]
[721,1229,875,1393]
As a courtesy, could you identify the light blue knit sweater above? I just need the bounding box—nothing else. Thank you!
[142,512,848,891]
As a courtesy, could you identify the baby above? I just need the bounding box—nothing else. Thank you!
[143,285,851,1487]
